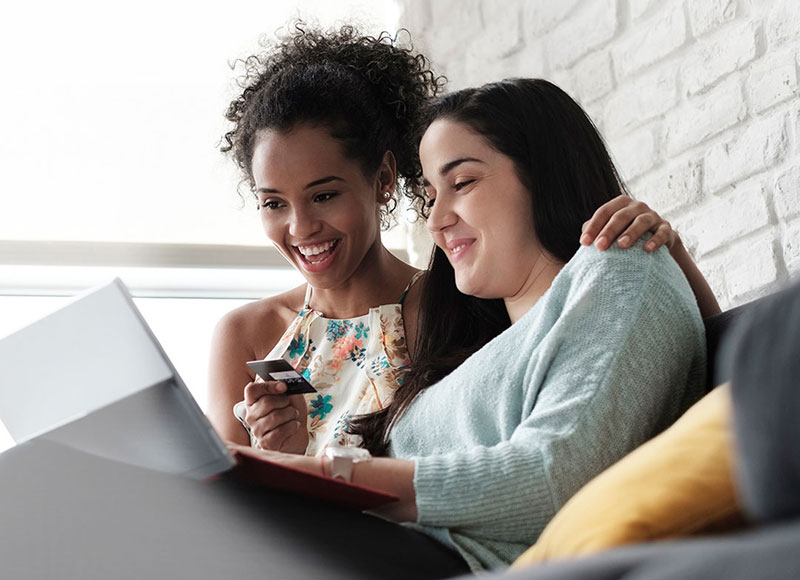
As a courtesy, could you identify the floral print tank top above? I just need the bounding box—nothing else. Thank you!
[234,271,422,456]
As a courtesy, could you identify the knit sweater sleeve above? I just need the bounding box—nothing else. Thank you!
[409,245,705,543]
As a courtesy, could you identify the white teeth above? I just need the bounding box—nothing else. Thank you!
[297,240,337,256]
[450,243,467,254]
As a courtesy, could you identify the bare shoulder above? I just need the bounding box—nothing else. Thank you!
[213,284,306,358]
[207,284,306,442]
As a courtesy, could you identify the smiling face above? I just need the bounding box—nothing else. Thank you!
[420,118,544,300]
[251,124,391,290]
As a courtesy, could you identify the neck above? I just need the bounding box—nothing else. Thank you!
[503,252,564,324]
[307,242,418,318]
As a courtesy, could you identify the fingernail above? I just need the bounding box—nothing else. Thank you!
[618,235,630,247]
[595,236,608,249]
[645,242,655,251]
[580,233,592,245]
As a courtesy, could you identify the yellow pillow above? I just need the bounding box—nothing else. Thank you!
[512,384,745,570]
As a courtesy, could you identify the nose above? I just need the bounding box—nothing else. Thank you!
[427,194,457,233]
[288,204,322,239]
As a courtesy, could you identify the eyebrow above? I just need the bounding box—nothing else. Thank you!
[422,157,485,187]
[257,175,345,194]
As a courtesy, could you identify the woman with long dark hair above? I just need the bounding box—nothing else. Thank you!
[231,78,707,572]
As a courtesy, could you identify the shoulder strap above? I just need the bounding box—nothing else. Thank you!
[302,284,313,310]
[398,270,425,304]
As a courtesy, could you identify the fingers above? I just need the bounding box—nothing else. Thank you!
[582,196,679,252]
[580,195,629,246]
[244,389,291,422]
[594,204,656,250]
[240,381,309,452]
[644,222,676,252]
[243,380,287,405]
[256,418,303,452]
[249,403,300,437]
[610,212,659,249]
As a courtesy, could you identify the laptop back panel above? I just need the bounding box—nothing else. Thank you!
[0,279,233,478]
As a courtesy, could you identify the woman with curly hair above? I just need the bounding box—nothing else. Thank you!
[208,24,712,462]
[208,24,444,455]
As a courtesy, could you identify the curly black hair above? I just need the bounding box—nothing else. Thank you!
[221,22,445,225]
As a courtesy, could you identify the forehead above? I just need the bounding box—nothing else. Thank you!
[251,124,355,182]
[420,119,519,185]
[420,119,497,171]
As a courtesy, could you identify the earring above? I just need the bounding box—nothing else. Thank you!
[383,191,391,200]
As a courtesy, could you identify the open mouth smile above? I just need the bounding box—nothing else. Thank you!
[294,239,341,271]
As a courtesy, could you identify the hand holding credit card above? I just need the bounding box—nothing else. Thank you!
[246,359,317,395]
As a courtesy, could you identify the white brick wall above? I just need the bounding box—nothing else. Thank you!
[399,0,800,309]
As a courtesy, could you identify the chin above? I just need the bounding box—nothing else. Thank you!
[456,275,506,300]
[455,276,483,299]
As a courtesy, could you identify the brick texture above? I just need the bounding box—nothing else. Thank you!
[546,0,617,69]
[775,166,800,220]
[783,219,800,274]
[680,21,758,96]
[612,3,686,80]
[677,181,771,257]
[664,74,746,156]
[688,0,738,38]
[746,51,799,113]
[704,111,789,193]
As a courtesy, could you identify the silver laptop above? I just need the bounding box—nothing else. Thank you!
[0,278,235,479]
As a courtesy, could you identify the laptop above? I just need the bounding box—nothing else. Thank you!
[0,279,397,509]
[0,278,233,478]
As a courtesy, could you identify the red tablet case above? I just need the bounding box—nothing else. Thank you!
[227,447,399,511]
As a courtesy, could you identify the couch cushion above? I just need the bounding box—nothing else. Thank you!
[511,385,745,569]
[720,281,800,523]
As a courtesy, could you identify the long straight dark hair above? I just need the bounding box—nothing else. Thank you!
[350,78,628,455]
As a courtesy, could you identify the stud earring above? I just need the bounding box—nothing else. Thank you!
[383,191,391,200]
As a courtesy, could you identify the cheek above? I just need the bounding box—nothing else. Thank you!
[260,216,285,246]
[486,211,536,267]
[340,202,379,239]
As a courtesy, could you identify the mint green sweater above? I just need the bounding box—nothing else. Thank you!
[389,241,706,571]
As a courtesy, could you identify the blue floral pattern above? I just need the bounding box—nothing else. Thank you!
[236,273,423,456]
[309,394,333,420]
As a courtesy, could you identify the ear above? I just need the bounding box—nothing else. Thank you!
[375,150,397,204]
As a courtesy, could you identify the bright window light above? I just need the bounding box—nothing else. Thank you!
[0,0,402,246]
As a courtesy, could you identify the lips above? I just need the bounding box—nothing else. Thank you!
[293,238,341,272]
[444,238,475,262]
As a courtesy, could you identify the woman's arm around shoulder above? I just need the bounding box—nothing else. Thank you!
[207,286,304,445]
[580,195,721,317]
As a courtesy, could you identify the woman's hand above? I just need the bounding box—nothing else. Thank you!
[242,381,309,454]
[580,195,676,252]
[580,194,721,317]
